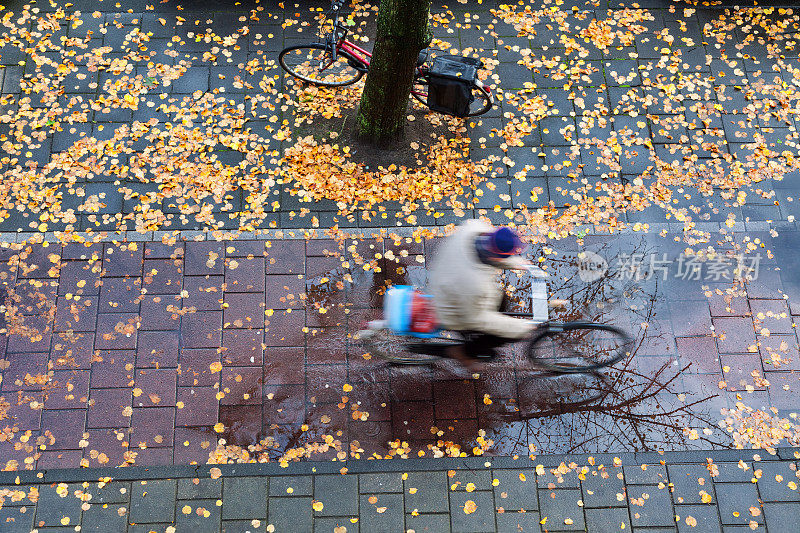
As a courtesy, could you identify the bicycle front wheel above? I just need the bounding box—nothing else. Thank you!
[411,77,493,117]
[279,43,364,87]
[527,322,632,373]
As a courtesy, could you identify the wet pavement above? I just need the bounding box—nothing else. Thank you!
[0,0,797,477]
[0,234,796,470]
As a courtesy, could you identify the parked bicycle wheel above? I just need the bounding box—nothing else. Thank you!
[279,44,364,86]
[527,322,632,373]
[411,77,493,117]
[356,328,459,365]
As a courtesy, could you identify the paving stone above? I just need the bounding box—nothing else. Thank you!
[676,504,722,533]
[87,481,131,504]
[585,507,632,532]
[178,477,222,499]
[491,469,537,511]
[359,472,404,494]
[715,483,763,526]
[448,469,493,491]
[0,505,34,531]
[314,516,360,532]
[495,510,541,533]
[763,502,800,532]
[538,488,585,531]
[175,499,222,533]
[221,520,268,532]
[536,466,581,489]
[221,477,268,520]
[449,491,495,533]
[712,317,756,353]
[404,471,449,514]
[313,474,358,517]
[581,467,626,508]
[360,493,403,532]
[668,464,715,505]
[722,526,766,533]
[129,479,177,524]
[268,475,312,497]
[628,485,674,528]
[128,525,175,533]
[82,503,128,533]
[405,513,451,533]
[34,483,83,528]
[756,462,800,502]
[267,497,312,532]
[624,463,668,485]
[87,387,133,428]
[714,463,759,483]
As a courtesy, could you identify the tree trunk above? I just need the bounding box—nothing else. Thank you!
[355,0,432,144]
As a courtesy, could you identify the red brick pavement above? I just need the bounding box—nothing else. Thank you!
[0,239,797,470]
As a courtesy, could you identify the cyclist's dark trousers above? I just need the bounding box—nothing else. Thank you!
[460,331,512,358]
[460,293,513,357]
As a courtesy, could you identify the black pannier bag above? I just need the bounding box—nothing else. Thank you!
[426,55,479,117]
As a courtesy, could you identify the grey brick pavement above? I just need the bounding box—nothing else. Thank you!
[0,450,797,532]
[0,0,799,236]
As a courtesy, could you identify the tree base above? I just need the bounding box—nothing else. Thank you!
[354,110,404,148]
[297,104,443,171]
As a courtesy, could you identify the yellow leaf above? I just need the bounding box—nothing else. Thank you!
[312,501,324,512]
[463,500,477,514]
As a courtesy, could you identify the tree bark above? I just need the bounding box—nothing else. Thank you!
[355,0,432,144]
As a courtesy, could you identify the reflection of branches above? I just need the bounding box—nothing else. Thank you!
[477,239,728,453]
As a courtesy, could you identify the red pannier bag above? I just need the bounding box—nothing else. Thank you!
[410,291,437,334]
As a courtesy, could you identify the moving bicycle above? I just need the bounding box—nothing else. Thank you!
[357,222,632,375]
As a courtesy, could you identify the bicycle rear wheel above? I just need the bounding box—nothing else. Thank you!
[527,322,632,373]
[357,328,460,365]
[411,77,493,117]
[279,43,364,87]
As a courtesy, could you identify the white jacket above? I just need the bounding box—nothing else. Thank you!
[428,220,535,339]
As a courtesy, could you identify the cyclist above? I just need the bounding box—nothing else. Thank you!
[428,220,536,371]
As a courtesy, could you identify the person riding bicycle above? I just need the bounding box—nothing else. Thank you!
[428,220,535,371]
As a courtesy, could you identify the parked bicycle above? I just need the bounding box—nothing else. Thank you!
[278,0,495,117]
[356,266,632,373]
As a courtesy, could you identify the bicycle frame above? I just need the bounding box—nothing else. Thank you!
[336,39,432,98]
[292,3,493,112]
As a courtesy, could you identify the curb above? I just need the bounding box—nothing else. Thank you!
[3,447,797,485]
